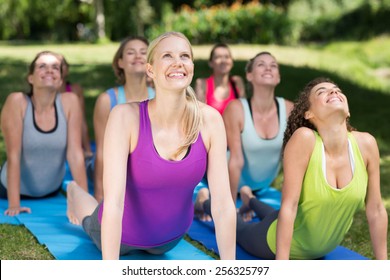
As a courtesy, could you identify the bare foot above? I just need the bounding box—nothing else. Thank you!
[66,181,81,225]
[239,186,255,222]
[194,188,212,222]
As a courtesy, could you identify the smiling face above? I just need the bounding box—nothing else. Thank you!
[305,82,350,123]
[146,34,194,92]
[209,46,233,75]
[246,53,280,87]
[28,53,63,91]
[118,39,148,75]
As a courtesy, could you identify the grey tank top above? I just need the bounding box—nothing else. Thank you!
[0,94,67,196]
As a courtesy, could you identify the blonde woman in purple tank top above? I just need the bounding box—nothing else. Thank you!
[66,32,236,260]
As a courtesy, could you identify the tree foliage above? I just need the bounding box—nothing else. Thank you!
[0,0,388,43]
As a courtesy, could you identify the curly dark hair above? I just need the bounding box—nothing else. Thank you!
[282,77,355,152]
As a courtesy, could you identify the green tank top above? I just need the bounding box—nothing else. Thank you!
[267,131,368,259]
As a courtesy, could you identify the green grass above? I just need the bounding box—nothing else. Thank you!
[0,37,389,259]
[0,224,54,260]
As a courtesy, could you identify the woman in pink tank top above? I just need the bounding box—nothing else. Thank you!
[66,32,236,260]
[195,43,246,115]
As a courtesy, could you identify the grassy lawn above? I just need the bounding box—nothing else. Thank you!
[0,36,389,259]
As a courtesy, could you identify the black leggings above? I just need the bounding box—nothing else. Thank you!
[0,180,61,199]
[202,198,278,259]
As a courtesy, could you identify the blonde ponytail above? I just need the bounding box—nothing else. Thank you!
[173,85,202,159]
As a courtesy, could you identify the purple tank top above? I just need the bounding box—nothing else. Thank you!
[99,100,207,247]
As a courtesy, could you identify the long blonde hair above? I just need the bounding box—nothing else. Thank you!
[147,31,202,159]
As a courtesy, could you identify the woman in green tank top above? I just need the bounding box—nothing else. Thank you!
[276,77,387,259]
[198,77,388,259]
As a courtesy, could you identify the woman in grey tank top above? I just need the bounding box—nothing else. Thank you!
[0,51,88,216]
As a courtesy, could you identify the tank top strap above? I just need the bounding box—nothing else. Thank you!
[117,86,126,104]
[138,100,152,142]
[205,76,214,103]
[239,98,252,127]
[147,86,156,99]
[106,88,117,111]
[275,97,287,132]
[25,94,33,116]
[55,93,65,118]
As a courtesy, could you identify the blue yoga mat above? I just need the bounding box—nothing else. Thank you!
[189,184,368,260]
[0,194,213,260]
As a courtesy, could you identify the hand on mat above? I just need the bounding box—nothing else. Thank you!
[239,208,255,222]
[239,186,255,222]
[195,210,212,222]
[194,187,212,222]
[4,206,31,216]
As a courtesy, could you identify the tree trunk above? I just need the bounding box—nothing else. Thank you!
[95,0,106,40]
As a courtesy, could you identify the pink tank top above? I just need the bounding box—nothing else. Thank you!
[98,100,207,247]
[205,76,238,115]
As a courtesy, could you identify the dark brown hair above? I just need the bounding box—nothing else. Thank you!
[245,51,275,73]
[282,77,355,152]
[209,43,232,62]
[112,36,149,85]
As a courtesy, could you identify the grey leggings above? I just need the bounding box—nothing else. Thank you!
[82,203,183,256]
[203,198,278,259]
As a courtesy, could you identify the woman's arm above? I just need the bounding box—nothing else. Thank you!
[195,78,206,103]
[204,107,236,260]
[0,93,30,216]
[284,99,294,117]
[276,128,314,259]
[356,132,388,259]
[223,100,245,203]
[232,75,246,98]
[71,83,92,155]
[101,104,135,260]
[92,92,111,202]
[62,93,88,192]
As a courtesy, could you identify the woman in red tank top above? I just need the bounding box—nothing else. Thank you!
[195,43,246,115]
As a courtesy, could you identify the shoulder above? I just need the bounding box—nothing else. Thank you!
[286,127,316,151]
[94,88,116,109]
[105,102,140,139]
[225,98,244,113]
[1,92,27,117]
[60,92,79,110]
[109,101,140,124]
[291,127,316,141]
[200,103,225,134]
[351,131,379,159]
[200,102,222,124]
[223,98,244,124]
[4,92,27,105]
[60,91,78,102]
